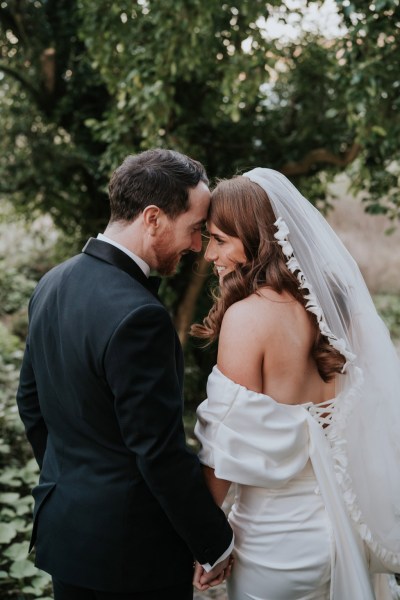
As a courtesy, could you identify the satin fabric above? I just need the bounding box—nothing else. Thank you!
[226,461,332,600]
[195,367,394,599]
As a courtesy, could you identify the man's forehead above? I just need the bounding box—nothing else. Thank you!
[186,189,210,219]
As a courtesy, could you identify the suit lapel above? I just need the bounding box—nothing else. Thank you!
[82,238,160,297]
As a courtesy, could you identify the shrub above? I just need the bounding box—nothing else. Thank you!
[0,326,52,599]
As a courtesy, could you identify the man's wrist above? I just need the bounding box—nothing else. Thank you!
[201,535,234,573]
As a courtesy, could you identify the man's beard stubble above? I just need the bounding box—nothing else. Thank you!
[152,235,184,276]
[156,253,181,276]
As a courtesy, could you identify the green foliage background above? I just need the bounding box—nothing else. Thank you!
[1,0,400,238]
[0,244,52,598]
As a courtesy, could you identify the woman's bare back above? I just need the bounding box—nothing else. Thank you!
[217,287,335,406]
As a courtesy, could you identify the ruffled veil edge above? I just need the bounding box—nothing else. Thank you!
[244,168,400,578]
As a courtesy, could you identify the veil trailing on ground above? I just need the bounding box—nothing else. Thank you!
[244,167,400,575]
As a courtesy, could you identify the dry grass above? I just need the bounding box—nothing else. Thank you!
[327,175,400,294]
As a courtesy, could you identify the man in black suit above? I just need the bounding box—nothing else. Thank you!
[16,149,233,600]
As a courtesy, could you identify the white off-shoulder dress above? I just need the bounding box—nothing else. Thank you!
[195,367,394,600]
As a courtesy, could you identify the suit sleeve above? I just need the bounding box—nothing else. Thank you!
[16,337,48,469]
[104,304,233,566]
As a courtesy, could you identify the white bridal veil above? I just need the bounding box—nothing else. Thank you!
[244,168,400,575]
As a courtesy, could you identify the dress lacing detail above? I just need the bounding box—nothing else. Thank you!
[305,400,336,429]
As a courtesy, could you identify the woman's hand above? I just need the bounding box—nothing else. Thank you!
[193,561,210,591]
[193,556,234,591]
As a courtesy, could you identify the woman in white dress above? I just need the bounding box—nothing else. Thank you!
[191,169,400,600]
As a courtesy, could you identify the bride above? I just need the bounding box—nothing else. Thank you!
[191,169,400,599]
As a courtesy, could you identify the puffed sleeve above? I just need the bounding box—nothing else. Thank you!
[195,367,311,488]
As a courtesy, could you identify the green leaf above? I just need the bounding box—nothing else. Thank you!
[0,507,17,519]
[375,0,389,10]
[22,586,37,594]
[19,458,39,476]
[0,522,17,543]
[30,572,52,590]
[4,541,30,561]
[0,470,22,486]
[325,108,338,119]
[11,517,31,533]
[9,558,38,579]
[0,492,20,504]
[371,126,387,137]
[16,503,31,516]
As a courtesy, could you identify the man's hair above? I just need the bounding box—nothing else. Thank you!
[108,149,209,222]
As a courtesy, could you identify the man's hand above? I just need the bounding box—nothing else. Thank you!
[192,556,233,591]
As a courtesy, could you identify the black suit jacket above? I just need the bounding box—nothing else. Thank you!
[16,238,232,593]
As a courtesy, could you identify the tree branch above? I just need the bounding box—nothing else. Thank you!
[280,142,362,176]
[0,63,43,107]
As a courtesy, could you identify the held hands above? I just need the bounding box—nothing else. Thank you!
[193,555,234,591]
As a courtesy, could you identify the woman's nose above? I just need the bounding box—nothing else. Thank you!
[204,241,216,262]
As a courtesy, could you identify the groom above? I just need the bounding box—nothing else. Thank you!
[16,149,233,600]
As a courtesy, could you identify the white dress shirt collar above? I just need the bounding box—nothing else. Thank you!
[97,233,150,277]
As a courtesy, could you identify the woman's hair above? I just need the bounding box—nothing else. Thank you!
[190,176,345,383]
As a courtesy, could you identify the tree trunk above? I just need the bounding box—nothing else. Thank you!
[174,256,210,347]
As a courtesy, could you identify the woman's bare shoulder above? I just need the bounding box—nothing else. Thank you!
[221,288,297,331]
[220,294,266,334]
[218,290,307,390]
[219,291,290,362]
[218,297,267,391]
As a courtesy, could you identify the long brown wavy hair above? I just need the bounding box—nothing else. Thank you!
[190,176,345,383]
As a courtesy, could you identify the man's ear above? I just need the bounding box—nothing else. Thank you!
[143,205,163,236]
